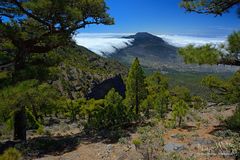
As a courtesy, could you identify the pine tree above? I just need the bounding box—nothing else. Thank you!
[145,72,169,118]
[80,89,126,129]
[179,0,240,67]
[202,71,240,104]
[125,58,147,115]
[0,0,113,141]
[103,88,126,128]
[172,100,189,127]
[0,80,61,140]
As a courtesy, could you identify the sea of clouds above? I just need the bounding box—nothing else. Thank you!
[158,34,226,47]
[73,33,134,56]
[73,33,226,56]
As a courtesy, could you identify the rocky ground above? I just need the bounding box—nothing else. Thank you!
[28,104,238,160]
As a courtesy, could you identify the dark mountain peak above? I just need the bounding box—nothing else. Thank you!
[111,32,178,68]
[134,32,156,38]
[126,32,164,42]
[125,32,165,44]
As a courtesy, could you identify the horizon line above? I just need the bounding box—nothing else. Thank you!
[75,32,228,38]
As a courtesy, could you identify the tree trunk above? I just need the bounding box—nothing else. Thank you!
[179,116,182,127]
[136,95,139,114]
[13,49,28,141]
[71,110,76,122]
[55,112,59,118]
[146,106,150,118]
[32,105,39,121]
[160,106,163,118]
[14,107,27,141]
[13,50,27,82]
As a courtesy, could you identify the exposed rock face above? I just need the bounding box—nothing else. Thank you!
[164,143,186,152]
[53,63,115,99]
[86,74,126,100]
[52,64,126,100]
[49,45,128,99]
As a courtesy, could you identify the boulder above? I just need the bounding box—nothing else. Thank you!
[164,143,186,152]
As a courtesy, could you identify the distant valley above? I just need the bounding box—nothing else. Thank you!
[75,32,239,73]
[109,32,238,73]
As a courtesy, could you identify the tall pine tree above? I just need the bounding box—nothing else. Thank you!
[0,0,113,141]
[125,58,146,115]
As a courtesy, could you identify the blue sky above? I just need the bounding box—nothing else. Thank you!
[82,0,240,37]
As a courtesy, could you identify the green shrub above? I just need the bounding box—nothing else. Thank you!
[157,152,196,160]
[44,130,52,137]
[232,136,240,158]
[191,96,206,110]
[81,89,129,130]
[164,119,176,129]
[215,114,225,122]
[37,125,45,135]
[132,138,142,149]
[109,128,127,140]
[170,86,191,103]
[0,148,22,160]
[226,106,240,130]
[202,72,240,104]
[26,108,41,130]
[118,137,129,144]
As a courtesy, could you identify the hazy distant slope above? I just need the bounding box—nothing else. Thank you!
[110,32,238,73]
[110,32,179,68]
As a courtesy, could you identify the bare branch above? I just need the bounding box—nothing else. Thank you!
[11,0,51,27]
[182,0,240,16]
[218,58,240,66]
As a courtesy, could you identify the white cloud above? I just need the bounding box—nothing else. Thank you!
[73,33,227,56]
[158,34,226,47]
[73,33,134,56]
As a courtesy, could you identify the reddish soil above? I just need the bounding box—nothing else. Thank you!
[34,105,237,160]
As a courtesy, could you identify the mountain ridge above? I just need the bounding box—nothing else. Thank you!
[110,32,238,73]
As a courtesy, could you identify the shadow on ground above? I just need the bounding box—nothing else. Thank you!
[0,134,83,159]
[0,122,144,159]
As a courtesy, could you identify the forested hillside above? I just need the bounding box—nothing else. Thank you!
[0,44,127,98]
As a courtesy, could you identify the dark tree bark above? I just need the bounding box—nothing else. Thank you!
[71,110,77,122]
[13,50,28,141]
[55,112,59,118]
[14,49,27,70]
[13,49,28,82]
[179,116,182,127]
[32,105,39,121]
[14,107,27,141]
[181,0,240,16]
